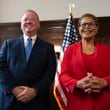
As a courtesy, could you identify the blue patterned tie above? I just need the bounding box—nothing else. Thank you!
[25,38,32,61]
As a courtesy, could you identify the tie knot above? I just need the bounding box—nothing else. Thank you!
[27,38,32,42]
[26,38,32,47]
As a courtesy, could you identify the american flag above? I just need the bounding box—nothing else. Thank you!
[54,13,78,110]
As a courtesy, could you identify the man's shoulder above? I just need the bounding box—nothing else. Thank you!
[6,36,22,42]
[37,38,54,47]
[2,36,23,48]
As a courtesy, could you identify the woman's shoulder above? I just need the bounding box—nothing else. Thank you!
[64,41,80,58]
[97,42,110,49]
[66,41,80,50]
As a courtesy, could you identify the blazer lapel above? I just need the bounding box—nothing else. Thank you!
[76,41,87,76]
[92,43,101,75]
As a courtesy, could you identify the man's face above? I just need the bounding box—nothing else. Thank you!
[21,11,40,36]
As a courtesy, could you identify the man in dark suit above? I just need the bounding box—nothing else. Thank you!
[0,9,56,110]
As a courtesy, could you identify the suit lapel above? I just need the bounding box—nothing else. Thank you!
[16,36,27,64]
[27,38,41,63]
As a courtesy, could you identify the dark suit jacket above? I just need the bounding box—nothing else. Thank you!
[0,36,56,110]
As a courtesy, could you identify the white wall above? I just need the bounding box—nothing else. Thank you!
[0,0,110,23]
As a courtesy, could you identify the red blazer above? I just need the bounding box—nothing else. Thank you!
[60,41,110,110]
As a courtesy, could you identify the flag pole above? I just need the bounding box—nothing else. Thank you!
[53,4,78,110]
[69,3,75,19]
[69,4,72,14]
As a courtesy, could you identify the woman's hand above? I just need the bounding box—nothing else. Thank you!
[76,73,108,94]
[76,73,93,92]
[90,76,108,91]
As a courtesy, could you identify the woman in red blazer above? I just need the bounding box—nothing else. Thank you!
[60,13,110,110]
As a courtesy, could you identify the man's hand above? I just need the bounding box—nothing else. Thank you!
[16,86,37,103]
[12,86,25,97]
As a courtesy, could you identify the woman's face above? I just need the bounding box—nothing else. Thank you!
[78,17,98,40]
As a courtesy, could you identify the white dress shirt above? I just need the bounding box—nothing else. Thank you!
[23,34,37,47]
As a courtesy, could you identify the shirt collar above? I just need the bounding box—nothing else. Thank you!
[23,34,37,46]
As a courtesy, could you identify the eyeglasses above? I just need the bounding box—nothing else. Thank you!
[79,22,96,28]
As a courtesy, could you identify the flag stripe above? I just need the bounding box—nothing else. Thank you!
[54,59,67,106]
